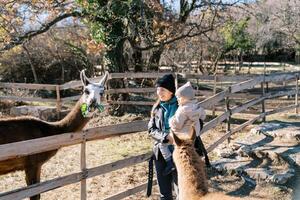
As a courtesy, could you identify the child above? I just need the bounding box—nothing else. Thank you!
[170,81,206,137]
[160,81,206,176]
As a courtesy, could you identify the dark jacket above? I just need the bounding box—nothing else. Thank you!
[148,104,211,166]
[148,101,177,160]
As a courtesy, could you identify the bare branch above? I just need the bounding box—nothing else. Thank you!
[136,11,217,51]
[0,10,84,52]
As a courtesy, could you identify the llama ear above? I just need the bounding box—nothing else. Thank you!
[172,130,183,146]
[189,125,196,141]
[98,71,109,86]
[80,70,91,86]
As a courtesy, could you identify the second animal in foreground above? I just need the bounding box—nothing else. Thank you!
[172,126,260,200]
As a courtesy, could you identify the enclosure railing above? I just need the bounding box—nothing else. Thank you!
[0,73,250,99]
[0,71,299,200]
[0,71,297,111]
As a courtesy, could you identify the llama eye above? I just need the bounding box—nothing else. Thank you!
[84,89,90,95]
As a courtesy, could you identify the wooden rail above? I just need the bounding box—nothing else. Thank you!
[0,82,57,90]
[1,71,300,200]
[104,181,157,200]
[0,120,147,162]
[0,153,152,200]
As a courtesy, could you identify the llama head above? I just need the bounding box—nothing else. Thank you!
[80,70,109,117]
[172,125,196,147]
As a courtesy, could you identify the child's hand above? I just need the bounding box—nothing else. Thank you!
[170,126,176,132]
[169,117,175,129]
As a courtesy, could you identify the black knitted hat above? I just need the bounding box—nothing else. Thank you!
[156,74,176,94]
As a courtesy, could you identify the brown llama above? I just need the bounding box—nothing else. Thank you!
[0,70,108,200]
[172,127,258,200]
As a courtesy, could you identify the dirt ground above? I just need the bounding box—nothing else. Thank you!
[0,103,296,200]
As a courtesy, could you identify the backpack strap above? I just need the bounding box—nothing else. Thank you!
[146,154,154,197]
[200,118,204,130]
[194,119,211,167]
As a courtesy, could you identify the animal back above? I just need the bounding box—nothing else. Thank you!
[0,117,53,144]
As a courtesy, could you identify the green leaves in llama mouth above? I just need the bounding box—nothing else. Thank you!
[81,103,104,118]
[81,103,89,117]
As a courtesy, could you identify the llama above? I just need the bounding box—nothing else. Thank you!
[172,127,249,200]
[0,70,108,200]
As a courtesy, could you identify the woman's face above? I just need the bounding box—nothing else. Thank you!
[157,87,173,101]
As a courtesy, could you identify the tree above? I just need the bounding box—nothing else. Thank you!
[1,0,246,72]
[0,0,249,115]
[77,0,231,114]
[0,26,101,85]
[220,17,254,70]
[0,0,89,83]
[74,0,250,73]
[250,0,300,63]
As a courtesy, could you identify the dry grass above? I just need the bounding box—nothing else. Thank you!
[0,111,295,200]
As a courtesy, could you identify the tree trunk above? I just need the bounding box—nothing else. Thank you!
[197,49,205,74]
[106,39,129,116]
[107,39,129,73]
[61,65,65,83]
[296,50,300,64]
[238,50,243,71]
[133,48,143,72]
[55,46,65,83]
[22,45,39,83]
[212,51,224,74]
[148,46,164,71]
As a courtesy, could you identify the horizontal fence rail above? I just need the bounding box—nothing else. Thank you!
[0,153,152,200]
[0,82,57,90]
[0,120,148,162]
[104,180,157,200]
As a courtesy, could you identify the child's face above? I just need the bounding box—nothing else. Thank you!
[177,96,188,105]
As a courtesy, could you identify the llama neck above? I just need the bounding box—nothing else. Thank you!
[53,96,90,132]
[173,146,208,198]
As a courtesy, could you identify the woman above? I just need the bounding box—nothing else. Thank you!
[148,74,179,200]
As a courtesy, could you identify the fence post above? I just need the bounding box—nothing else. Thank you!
[261,64,266,122]
[261,82,266,122]
[296,74,299,114]
[175,73,178,90]
[56,85,61,119]
[212,74,217,117]
[225,88,231,144]
[283,63,287,87]
[81,134,87,200]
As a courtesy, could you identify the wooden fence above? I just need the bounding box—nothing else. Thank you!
[1,70,298,109]
[0,71,287,112]
[0,71,300,199]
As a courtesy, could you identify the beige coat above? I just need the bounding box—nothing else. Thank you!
[169,99,205,136]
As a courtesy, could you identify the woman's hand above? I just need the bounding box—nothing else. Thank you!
[167,134,174,144]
